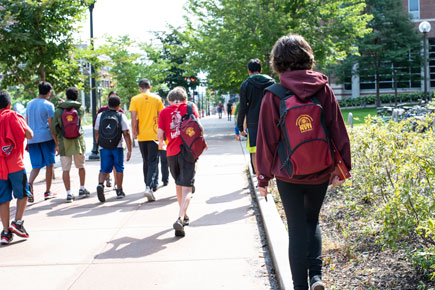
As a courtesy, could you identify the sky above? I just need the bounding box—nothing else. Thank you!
[75,0,187,47]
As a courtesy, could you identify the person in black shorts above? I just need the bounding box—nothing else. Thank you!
[157,87,204,237]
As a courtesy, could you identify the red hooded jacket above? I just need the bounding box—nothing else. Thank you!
[256,70,351,187]
[0,109,27,179]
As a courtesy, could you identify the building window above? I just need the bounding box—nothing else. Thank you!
[408,0,420,19]
[429,38,435,88]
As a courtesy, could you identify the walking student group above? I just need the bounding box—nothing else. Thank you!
[1,33,351,290]
[0,78,205,244]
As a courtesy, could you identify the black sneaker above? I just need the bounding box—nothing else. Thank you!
[97,184,105,202]
[173,218,185,237]
[28,183,34,203]
[79,188,90,199]
[9,220,29,238]
[0,230,13,245]
[183,216,190,226]
[163,182,168,186]
[66,194,75,203]
[44,191,57,200]
[116,189,125,199]
[310,275,326,290]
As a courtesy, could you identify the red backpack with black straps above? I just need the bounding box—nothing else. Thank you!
[61,108,81,139]
[179,103,207,161]
[264,84,334,178]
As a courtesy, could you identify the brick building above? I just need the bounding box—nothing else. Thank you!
[334,0,435,99]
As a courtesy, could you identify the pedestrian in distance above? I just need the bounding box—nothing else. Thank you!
[26,81,58,202]
[217,103,223,119]
[237,58,275,175]
[94,95,132,202]
[256,34,351,290]
[95,91,126,189]
[226,101,232,121]
[50,87,90,202]
[157,87,203,237]
[0,91,34,244]
[129,78,164,202]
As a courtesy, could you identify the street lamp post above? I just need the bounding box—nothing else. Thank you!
[419,21,432,102]
[88,2,99,160]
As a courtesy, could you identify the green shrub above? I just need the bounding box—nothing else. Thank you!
[339,115,435,281]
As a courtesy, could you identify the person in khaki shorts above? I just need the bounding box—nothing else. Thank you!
[50,87,90,202]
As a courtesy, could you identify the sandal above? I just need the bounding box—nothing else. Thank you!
[106,177,112,187]
[28,184,34,203]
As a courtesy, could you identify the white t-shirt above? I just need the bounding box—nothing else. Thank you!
[94,111,129,148]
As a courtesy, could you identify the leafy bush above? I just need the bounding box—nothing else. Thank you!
[339,115,435,281]
[338,92,430,107]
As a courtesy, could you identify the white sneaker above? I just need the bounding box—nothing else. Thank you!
[144,186,156,202]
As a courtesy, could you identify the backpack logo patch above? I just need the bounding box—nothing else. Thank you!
[106,124,112,130]
[296,114,313,133]
[186,127,195,137]
[66,115,74,122]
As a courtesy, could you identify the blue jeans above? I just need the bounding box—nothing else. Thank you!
[138,141,159,188]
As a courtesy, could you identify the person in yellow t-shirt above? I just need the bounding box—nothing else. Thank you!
[129,78,164,201]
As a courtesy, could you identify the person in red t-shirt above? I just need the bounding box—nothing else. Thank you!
[0,91,34,245]
[157,87,204,237]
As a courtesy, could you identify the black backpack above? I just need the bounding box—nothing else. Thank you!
[98,110,123,150]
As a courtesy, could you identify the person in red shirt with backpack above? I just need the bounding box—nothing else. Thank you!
[157,86,204,237]
[256,34,351,290]
[0,91,34,244]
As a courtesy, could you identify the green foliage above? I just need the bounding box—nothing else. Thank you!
[182,0,372,93]
[153,30,200,93]
[0,0,90,95]
[338,92,427,107]
[331,0,422,106]
[338,115,435,280]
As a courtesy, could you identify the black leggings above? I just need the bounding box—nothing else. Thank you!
[276,180,328,290]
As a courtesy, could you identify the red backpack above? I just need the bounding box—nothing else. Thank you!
[179,103,207,162]
[61,108,81,139]
[264,84,334,178]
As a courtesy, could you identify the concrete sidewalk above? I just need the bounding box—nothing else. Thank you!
[1,115,277,290]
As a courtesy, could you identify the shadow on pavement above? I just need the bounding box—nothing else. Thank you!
[94,228,177,260]
[206,188,248,204]
[191,205,253,227]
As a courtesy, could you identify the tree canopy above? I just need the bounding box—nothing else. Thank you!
[181,0,372,93]
[0,0,90,96]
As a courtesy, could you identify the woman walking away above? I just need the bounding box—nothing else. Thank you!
[256,34,351,290]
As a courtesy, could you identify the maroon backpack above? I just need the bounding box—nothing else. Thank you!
[61,108,81,139]
[179,103,207,162]
[264,84,334,178]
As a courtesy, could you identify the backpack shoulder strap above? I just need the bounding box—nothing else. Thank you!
[265,84,294,127]
[264,83,294,100]
[187,102,194,115]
